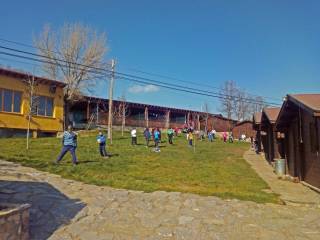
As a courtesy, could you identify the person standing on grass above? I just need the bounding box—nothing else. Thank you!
[174,127,179,136]
[143,128,151,147]
[212,129,216,139]
[223,131,227,143]
[158,128,162,142]
[131,127,137,145]
[187,129,193,146]
[154,128,161,152]
[97,131,108,157]
[167,127,174,144]
[228,132,234,143]
[208,130,213,142]
[55,125,78,165]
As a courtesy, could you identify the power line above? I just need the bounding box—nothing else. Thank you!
[0,37,113,67]
[0,49,280,106]
[127,67,281,102]
[0,37,281,103]
[0,45,281,106]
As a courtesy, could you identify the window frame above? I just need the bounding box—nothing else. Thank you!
[32,95,54,117]
[0,88,22,114]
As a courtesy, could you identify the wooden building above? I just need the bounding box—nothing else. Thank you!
[276,94,320,189]
[260,107,282,162]
[206,115,237,132]
[69,96,236,132]
[253,112,262,152]
[232,120,255,140]
[0,67,65,137]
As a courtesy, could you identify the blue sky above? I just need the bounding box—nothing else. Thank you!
[0,0,319,113]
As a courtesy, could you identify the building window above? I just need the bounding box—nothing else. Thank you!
[13,92,22,112]
[0,88,22,113]
[32,96,54,117]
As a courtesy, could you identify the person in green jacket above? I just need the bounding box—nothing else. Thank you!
[167,127,174,144]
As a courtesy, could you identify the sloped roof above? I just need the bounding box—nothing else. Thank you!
[263,107,281,123]
[0,67,66,88]
[253,112,262,124]
[234,120,252,126]
[276,93,320,130]
[288,94,320,113]
[83,95,238,122]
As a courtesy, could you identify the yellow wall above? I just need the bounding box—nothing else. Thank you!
[0,74,64,132]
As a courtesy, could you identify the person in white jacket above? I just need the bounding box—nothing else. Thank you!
[131,128,137,145]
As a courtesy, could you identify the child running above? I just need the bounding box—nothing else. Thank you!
[55,125,78,165]
[97,131,108,157]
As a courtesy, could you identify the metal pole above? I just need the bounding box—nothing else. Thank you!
[107,59,115,143]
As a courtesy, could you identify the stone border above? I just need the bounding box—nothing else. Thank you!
[0,203,31,240]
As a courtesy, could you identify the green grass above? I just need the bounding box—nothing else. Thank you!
[0,131,279,203]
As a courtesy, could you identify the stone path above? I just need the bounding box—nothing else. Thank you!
[244,150,320,206]
[0,158,320,240]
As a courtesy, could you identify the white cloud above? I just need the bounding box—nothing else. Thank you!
[128,84,160,94]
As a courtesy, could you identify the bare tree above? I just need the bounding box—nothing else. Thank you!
[24,74,39,150]
[113,95,130,137]
[220,80,267,121]
[219,80,237,120]
[201,102,210,133]
[233,88,250,121]
[248,96,266,117]
[34,23,108,126]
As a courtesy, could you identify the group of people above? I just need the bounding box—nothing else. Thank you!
[222,131,234,143]
[55,125,108,166]
[55,125,251,165]
[131,127,175,152]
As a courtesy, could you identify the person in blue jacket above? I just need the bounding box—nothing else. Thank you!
[97,131,108,157]
[55,125,78,165]
[143,128,151,147]
[154,128,161,152]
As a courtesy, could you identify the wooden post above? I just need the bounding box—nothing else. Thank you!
[165,110,170,129]
[197,114,200,131]
[187,112,190,126]
[145,107,149,128]
[107,59,115,143]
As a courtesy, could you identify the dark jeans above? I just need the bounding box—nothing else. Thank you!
[154,139,159,149]
[189,140,193,146]
[56,145,78,164]
[132,137,137,145]
[99,144,107,156]
[168,134,173,144]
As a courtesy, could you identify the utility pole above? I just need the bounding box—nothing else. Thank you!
[107,59,115,143]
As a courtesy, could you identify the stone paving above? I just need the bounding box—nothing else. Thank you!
[0,156,320,240]
[244,150,320,206]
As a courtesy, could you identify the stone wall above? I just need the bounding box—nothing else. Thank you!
[0,203,30,240]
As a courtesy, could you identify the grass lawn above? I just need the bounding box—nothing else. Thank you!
[0,130,279,203]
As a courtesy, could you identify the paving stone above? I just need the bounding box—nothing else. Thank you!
[178,216,194,225]
[1,158,320,240]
